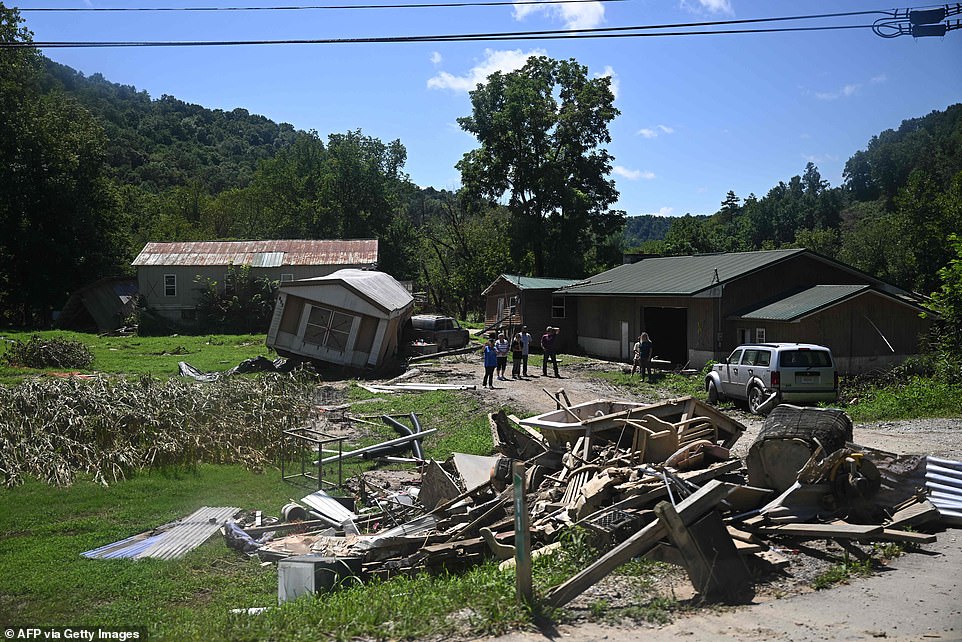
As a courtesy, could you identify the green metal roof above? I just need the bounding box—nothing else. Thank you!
[559,249,805,296]
[736,285,870,321]
[501,274,582,290]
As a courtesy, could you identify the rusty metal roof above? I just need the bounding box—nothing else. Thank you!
[131,240,378,267]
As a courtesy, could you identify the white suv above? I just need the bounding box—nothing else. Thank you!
[705,343,839,414]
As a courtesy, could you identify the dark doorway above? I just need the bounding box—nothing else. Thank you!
[642,307,688,365]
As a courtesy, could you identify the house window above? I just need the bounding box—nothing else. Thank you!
[281,273,294,283]
[552,296,566,319]
[755,327,767,343]
[304,305,354,352]
[508,295,518,316]
[164,274,176,297]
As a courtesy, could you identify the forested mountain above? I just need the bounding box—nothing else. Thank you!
[624,213,688,247]
[43,60,301,194]
[1,5,959,330]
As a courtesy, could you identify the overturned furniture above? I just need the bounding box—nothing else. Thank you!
[519,396,744,458]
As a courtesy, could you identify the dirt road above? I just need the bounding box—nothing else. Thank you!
[410,353,962,642]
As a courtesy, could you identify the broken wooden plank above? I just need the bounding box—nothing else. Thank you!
[886,498,941,530]
[655,501,753,602]
[751,523,884,539]
[876,528,937,544]
[544,480,732,608]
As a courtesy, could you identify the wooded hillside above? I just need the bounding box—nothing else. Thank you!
[1,5,959,330]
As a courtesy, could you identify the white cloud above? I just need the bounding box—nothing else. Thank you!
[513,0,605,30]
[593,65,619,99]
[637,124,674,138]
[802,153,838,164]
[681,0,733,15]
[815,83,861,101]
[613,166,655,180]
[657,207,675,216]
[870,74,887,84]
[427,48,546,92]
[430,51,443,65]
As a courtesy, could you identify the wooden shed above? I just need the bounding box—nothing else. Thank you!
[267,269,413,370]
[481,274,580,344]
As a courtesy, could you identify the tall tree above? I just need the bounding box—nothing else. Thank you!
[457,56,621,277]
[0,6,129,325]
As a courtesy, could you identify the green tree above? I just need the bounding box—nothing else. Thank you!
[457,56,621,277]
[926,233,962,374]
[0,6,129,326]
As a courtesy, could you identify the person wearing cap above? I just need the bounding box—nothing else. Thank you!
[541,326,560,377]
[494,332,510,380]
[519,325,532,377]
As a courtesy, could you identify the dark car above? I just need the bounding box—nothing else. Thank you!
[407,314,470,351]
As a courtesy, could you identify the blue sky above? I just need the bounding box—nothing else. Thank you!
[17,0,962,217]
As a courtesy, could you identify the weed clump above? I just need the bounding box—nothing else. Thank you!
[3,335,93,369]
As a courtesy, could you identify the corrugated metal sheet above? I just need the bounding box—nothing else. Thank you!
[252,251,285,268]
[736,285,870,321]
[482,274,581,296]
[283,269,414,312]
[131,240,379,267]
[559,249,805,296]
[82,506,240,560]
[301,491,357,527]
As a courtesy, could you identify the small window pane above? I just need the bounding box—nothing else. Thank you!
[164,275,176,297]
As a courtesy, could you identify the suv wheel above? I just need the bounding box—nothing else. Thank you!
[747,385,766,414]
[706,379,720,404]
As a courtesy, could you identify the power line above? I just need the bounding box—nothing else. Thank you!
[19,0,626,13]
[5,6,955,49]
[1,23,879,48]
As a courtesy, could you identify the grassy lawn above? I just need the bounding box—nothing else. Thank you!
[0,330,272,385]
[0,380,675,641]
[0,464,674,641]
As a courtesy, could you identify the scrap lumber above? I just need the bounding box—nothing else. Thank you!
[654,500,753,602]
[544,480,732,608]
[750,522,884,539]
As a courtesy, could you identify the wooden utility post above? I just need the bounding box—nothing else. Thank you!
[513,461,533,606]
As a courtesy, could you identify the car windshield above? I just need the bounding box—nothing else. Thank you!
[780,349,833,368]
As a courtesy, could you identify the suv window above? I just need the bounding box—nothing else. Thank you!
[781,349,832,368]
[727,348,743,364]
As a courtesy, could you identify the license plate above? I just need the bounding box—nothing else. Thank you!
[796,375,817,384]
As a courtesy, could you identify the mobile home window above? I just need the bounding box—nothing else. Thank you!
[281,273,294,282]
[755,327,766,343]
[551,296,566,319]
[164,274,176,297]
[304,305,354,352]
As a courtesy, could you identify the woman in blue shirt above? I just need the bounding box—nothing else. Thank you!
[480,334,498,388]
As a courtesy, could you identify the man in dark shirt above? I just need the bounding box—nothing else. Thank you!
[541,326,560,377]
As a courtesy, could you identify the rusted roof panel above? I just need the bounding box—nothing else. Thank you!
[131,240,378,267]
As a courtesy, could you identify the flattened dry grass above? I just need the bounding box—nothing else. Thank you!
[0,374,318,487]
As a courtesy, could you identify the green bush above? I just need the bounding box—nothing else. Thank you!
[2,335,93,369]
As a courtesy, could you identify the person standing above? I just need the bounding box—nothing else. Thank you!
[480,334,497,388]
[510,333,523,379]
[520,326,532,377]
[638,332,654,381]
[541,326,560,377]
[631,335,642,374]
[494,332,510,380]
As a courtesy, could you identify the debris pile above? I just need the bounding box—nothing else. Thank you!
[212,396,952,606]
